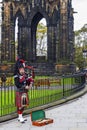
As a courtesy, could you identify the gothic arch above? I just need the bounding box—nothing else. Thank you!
[28,11,48,62]
[14,9,25,58]
[1,0,74,67]
[27,7,50,26]
[14,9,25,23]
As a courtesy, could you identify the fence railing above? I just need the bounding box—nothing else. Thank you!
[0,72,86,119]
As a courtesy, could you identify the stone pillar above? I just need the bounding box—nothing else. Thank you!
[47,25,56,63]
[59,0,69,61]
[27,27,33,62]
[9,22,15,62]
[1,2,15,63]
[18,25,27,59]
[31,26,37,62]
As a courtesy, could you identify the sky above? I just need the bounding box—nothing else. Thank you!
[72,0,87,30]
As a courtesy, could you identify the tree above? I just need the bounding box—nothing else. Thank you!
[36,22,47,56]
[74,24,87,70]
[74,45,84,69]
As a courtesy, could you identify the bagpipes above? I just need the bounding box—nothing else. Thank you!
[24,65,34,86]
[21,66,34,107]
[18,65,34,86]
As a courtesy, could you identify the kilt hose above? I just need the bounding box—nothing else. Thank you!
[16,91,29,108]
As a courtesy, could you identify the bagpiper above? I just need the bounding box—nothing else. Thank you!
[14,59,33,123]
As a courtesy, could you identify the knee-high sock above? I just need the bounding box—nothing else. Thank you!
[17,107,24,114]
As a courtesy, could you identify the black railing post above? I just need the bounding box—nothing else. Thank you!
[63,75,65,97]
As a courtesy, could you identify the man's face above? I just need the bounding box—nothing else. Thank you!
[19,68,25,75]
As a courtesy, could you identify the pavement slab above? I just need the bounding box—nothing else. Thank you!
[1,93,87,130]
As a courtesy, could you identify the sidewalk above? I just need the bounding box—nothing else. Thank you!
[1,93,87,130]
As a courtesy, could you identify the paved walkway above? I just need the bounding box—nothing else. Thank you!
[1,93,87,130]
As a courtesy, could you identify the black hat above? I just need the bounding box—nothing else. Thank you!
[18,63,24,70]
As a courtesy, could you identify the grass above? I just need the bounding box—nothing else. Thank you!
[0,75,82,116]
[0,88,64,116]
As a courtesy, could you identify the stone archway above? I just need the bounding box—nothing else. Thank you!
[1,0,74,68]
[27,11,49,62]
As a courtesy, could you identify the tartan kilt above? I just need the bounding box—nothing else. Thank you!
[15,91,29,108]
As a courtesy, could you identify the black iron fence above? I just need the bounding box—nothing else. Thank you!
[0,72,86,119]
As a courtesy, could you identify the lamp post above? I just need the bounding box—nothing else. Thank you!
[83,50,87,69]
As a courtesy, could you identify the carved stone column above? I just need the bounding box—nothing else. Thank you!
[1,2,15,63]
[47,25,56,63]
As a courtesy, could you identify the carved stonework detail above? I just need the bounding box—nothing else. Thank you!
[46,0,60,15]
[32,0,34,8]
[14,4,27,18]
[42,0,44,7]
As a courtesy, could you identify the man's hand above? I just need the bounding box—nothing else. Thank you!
[25,85,29,89]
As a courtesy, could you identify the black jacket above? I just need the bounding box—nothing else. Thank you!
[14,74,27,92]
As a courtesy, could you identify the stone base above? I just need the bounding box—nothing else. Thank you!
[29,62,55,76]
[0,64,14,76]
[55,63,76,74]
[0,63,76,76]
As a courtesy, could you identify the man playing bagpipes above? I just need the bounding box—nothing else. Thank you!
[14,59,34,123]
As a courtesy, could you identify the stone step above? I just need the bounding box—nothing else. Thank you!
[28,62,55,76]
